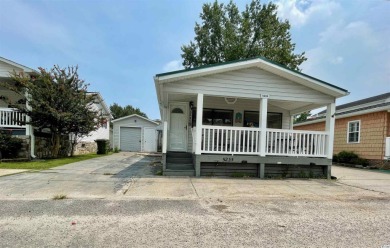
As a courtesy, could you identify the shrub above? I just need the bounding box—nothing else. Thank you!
[332,154,339,163]
[354,158,369,167]
[0,130,23,159]
[113,147,120,153]
[95,139,109,154]
[337,151,359,163]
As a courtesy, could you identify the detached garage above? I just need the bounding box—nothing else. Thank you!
[112,114,159,152]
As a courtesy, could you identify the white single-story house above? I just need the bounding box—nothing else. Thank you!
[112,114,159,152]
[154,57,349,178]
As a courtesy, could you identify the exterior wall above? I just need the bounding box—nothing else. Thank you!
[164,68,334,103]
[112,116,158,151]
[295,111,389,160]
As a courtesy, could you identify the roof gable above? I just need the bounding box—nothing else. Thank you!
[155,57,349,98]
[112,114,158,125]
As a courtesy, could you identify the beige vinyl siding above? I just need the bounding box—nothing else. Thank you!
[112,116,157,150]
[165,68,333,103]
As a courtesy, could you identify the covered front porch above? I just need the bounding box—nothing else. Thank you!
[160,93,336,178]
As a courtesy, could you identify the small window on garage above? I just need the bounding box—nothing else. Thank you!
[347,120,360,143]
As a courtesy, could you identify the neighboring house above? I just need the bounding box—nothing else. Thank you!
[294,93,390,166]
[0,56,111,158]
[0,56,37,158]
[72,92,112,155]
[112,114,159,152]
[154,57,349,178]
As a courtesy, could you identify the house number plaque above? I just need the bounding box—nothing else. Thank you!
[223,157,234,162]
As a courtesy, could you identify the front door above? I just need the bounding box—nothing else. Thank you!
[169,103,188,151]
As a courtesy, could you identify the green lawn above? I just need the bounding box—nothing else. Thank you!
[0,153,111,170]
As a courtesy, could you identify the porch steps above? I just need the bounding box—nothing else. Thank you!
[165,152,195,176]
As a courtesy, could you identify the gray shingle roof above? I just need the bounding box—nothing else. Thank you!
[318,92,390,115]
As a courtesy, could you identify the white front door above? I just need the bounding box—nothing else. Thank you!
[143,128,157,152]
[169,103,188,151]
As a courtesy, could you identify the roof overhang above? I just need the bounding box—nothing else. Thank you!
[294,104,390,127]
[154,57,349,102]
[112,114,159,125]
[87,92,113,119]
[0,56,36,74]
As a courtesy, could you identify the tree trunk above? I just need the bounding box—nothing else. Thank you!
[51,133,61,158]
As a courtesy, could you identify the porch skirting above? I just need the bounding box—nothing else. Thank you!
[194,154,332,179]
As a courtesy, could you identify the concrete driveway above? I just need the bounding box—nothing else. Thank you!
[1,153,389,201]
[0,152,161,199]
[332,165,390,194]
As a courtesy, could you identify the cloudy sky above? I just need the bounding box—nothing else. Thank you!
[0,0,389,119]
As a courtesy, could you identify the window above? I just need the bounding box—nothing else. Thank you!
[243,111,282,129]
[348,120,360,143]
[192,108,233,126]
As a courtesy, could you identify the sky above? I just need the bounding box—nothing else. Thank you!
[0,0,389,120]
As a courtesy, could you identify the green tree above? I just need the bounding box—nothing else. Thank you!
[110,103,148,120]
[181,0,306,70]
[6,66,99,158]
[293,111,311,124]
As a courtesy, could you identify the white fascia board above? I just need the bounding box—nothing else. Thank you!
[334,99,389,115]
[0,57,35,73]
[112,114,159,125]
[88,92,113,119]
[294,105,390,127]
[156,60,260,83]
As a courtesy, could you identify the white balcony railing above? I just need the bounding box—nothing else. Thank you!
[0,108,26,128]
[198,125,329,158]
[201,125,260,155]
[266,128,328,157]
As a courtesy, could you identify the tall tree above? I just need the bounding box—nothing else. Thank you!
[6,66,99,158]
[110,103,148,120]
[294,111,311,124]
[181,0,306,70]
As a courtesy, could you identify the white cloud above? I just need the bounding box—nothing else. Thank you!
[276,0,341,27]
[163,60,183,72]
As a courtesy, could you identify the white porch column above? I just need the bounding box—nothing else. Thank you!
[195,93,203,155]
[259,97,268,157]
[25,92,36,158]
[325,102,336,159]
[290,116,294,130]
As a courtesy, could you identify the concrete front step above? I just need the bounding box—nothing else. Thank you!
[166,152,192,159]
[164,170,195,176]
[166,163,194,170]
[166,157,193,164]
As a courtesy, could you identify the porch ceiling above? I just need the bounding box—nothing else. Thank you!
[166,93,324,113]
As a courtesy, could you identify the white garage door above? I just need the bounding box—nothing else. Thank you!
[120,127,141,151]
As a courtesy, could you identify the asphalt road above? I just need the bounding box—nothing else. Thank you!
[0,196,389,248]
[0,153,389,247]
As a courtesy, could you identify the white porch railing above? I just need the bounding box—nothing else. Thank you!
[201,125,261,155]
[266,129,328,157]
[197,125,329,158]
[0,108,26,128]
